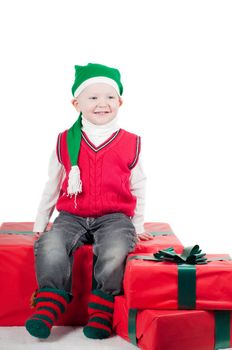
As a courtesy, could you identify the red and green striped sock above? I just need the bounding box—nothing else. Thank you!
[83,289,114,339]
[25,287,71,338]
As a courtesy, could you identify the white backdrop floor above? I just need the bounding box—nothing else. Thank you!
[0,326,231,350]
[0,326,135,350]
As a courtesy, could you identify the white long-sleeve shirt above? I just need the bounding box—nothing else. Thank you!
[33,116,147,234]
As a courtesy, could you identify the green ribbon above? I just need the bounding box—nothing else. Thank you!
[0,230,34,235]
[0,230,173,237]
[128,309,231,348]
[128,308,138,346]
[177,264,196,309]
[214,311,231,349]
[154,245,207,309]
[150,231,173,237]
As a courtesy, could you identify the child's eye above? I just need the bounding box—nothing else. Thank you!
[108,96,115,99]
[89,96,97,100]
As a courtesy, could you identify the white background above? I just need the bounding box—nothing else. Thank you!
[0,0,232,256]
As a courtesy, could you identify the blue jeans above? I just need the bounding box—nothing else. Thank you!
[34,211,137,296]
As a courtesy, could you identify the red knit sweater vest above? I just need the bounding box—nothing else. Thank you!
[56,128,141,218]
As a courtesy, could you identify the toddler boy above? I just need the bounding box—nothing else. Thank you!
[25,63,152,340]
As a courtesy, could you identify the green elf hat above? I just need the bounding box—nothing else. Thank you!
[67,63,123,206]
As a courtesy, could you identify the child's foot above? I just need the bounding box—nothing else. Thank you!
[83,289,114,339]
[25,318,51,339]
[25,287,71,339]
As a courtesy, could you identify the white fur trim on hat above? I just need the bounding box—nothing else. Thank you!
[73,77,120,97]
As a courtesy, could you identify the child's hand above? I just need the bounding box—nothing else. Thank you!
[137,232,154,241]
[34,232,42,239]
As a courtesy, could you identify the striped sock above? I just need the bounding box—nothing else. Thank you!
[83,289,114,339]
[25,287,71,338]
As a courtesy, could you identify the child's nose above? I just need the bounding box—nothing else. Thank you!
[97,97,108,106]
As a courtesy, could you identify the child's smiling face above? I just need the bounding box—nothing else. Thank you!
[72,83,123,125]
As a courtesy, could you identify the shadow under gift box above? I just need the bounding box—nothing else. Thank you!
[113,295,232,350]
[123,251,232,310]
[0,221,183,326]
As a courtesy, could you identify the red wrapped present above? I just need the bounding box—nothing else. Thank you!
[1,221,183,255]
[124,246,232,310]
[133,222,183,254]
[0,222,94,326]
[113,296,232,350]
[0,221,183,325]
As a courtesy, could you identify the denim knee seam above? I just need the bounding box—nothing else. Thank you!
[68,229,87,255]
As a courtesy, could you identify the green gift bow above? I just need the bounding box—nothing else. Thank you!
[128,245,231,348]
[153,245,207,265]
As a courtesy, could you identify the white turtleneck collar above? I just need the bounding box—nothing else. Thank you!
[81,115,120,147]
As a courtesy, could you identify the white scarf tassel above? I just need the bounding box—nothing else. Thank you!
[67,165,82,208]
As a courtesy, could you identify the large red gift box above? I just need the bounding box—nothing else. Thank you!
[0,221,182,326]
[0,222,94,326]
[1,222,183,256]
[123,252,232,310]
[113,296,232,350]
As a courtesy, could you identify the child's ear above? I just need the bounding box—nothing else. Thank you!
[71,98,81,112]
[119,97,123,106]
